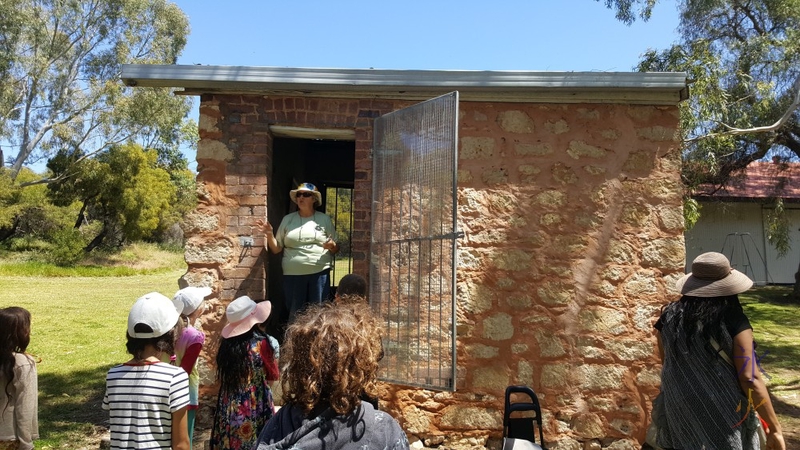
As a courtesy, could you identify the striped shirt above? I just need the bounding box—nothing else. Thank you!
[103,362,189,449]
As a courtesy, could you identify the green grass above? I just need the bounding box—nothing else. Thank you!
[1,253,798,448]
[740,287,800,378]
[739,286,800,447]
[331,257,354,286]
[0,243,185,449]
[0,261,177,277]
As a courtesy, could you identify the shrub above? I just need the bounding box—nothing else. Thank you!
[47,228,86,266]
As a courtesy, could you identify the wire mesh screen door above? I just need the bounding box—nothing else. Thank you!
[370,91,460,391]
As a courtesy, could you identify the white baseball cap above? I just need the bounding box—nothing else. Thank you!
[172,286,212,315]
[128,292,180,338]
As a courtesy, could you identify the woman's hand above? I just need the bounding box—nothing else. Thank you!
[255,218,273,235]
[256,218,282,254]
[322,238,338,253]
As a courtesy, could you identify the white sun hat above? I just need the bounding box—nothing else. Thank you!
[221,296,272,338]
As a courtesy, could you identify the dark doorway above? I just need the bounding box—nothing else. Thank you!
[265,137,356,338]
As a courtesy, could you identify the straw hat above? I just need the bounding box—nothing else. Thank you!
[221,296,272,338]
[289,182,322,206]
[675,252,753,297]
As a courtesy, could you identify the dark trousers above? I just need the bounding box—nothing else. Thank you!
[283,269,331,322]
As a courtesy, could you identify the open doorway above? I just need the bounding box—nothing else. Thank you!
[266,137,355,335]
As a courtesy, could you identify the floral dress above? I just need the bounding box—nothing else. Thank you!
[210,331,279,450]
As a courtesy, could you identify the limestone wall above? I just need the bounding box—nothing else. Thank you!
[183,94,684,449]
[392,103,684,450]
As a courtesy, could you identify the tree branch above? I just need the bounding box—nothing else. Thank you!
[686,73,800,142]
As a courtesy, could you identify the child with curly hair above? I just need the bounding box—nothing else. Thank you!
[254,301,408,449]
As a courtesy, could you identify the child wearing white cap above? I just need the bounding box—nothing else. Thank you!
[172,286,212,448]
[103,292,190,450]
[210,296,279,450]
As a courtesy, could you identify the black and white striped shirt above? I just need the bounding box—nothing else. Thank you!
[103,362,189,449]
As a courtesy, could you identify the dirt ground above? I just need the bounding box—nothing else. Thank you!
[769,367,800,448]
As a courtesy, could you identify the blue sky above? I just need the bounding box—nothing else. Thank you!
[169,0,682,169]
[21,1,684,172]
[173,0,681,72]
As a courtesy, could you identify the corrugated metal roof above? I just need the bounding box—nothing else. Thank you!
[694,161,800,201]
[120,64,689,104]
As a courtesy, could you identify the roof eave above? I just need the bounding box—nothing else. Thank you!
[121,64,689,105]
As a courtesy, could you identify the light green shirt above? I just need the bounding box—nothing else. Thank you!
[275,211,337,275]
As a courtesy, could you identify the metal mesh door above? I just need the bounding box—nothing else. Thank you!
[370,92,459,391]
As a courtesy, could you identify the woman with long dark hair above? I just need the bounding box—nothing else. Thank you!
[210,296,279,450]
[0,307,38,450]
[649,252,785,450]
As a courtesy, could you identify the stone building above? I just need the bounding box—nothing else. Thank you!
[121,65,689,449]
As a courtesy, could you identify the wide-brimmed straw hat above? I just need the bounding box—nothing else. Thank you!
[221,296,272,338]
[675,252,753,297]
[290,182,322,206]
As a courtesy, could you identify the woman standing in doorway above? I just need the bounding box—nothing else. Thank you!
[256,182,338,322]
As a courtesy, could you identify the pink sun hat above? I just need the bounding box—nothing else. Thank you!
[221,296,272,338]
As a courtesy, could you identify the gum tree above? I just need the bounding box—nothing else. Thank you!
[0,0,193,181]
[601,0,800,296]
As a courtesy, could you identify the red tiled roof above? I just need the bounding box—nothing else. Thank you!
[693,161,800,201]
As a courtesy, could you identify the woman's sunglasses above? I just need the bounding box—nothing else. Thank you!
[296,192,314,198]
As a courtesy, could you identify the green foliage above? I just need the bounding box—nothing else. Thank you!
[47,227,87,266]
[325,187,353,257]
[683,197,702,231]
[5,236,50,252]
[766,197,791,257]
[46,142,183,249]
[606,0,800,286]
[632,0,800,191]
[0,168,20,228]
[0,0,193,179]
[597,0,657,24]
[0,167,81,242]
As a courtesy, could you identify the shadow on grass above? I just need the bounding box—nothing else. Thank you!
[743,286,800,307]
[38,364,113,441]
[739,286,800,373]
[754,340,800,373]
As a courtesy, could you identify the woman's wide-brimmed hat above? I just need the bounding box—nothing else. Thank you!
[290,182,322,206]
[221,296,272,338]
[675,252,753,297]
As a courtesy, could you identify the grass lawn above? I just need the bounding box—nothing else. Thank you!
[1,250,798,448]
[739,286,800,448]
[0,245,185,449]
